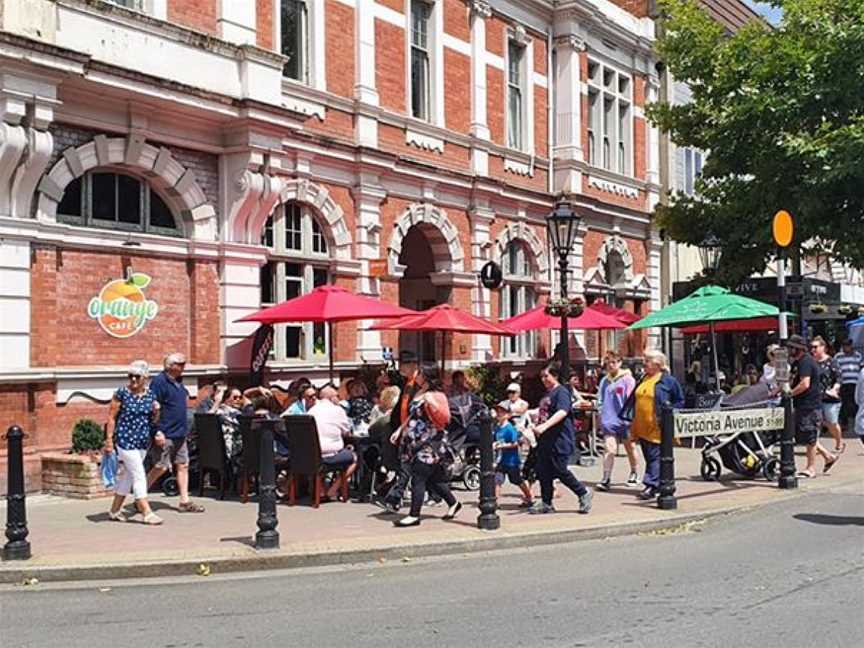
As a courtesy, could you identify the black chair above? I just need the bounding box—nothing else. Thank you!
[283,415,348,507]
[194,413,231,500]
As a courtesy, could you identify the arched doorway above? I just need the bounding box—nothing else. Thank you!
[397,224,451,363]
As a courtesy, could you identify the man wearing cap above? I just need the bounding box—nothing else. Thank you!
[788,335,839,478]
[147,352,205,512]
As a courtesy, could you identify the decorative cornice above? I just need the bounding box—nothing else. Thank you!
[554,34,587,52]
[470,0,493,19]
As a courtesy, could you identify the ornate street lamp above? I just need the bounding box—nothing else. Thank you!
[545,199,582,379]
[698,234,722,275]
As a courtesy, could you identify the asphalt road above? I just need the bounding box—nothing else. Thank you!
[3,484,863,648]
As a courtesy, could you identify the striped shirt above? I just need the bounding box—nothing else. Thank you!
[833,351,862,385]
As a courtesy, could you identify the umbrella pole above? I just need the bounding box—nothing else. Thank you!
[441,330,446,375]
[709,322,721,392]
[328,321,334,384]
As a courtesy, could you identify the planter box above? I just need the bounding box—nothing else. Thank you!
[41,452,112,499]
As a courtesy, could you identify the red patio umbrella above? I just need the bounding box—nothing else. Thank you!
[679,315,792,335]
[501,304,626,333]
[237,285,416,381]
[372,304,511,372]
[589,300,642,325]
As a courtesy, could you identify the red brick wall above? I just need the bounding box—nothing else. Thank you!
[534,85,548,156]
[607,0,651,17]
[379,124,471,171]
[487,66,505,145]
[376,20,406,113]
[305,108,354,142]
[30,248,219,368]
[326,0,355,98]
[488,156,548,193]
[256,0,273,49]
[443,0,470,40]
[167,0,218,35]
[444,49,471,134]
[486,17,506,56]
[376,0,404,11]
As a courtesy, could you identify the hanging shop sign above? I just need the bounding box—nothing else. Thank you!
[673,407,785,438]
[480,261,503,290]
[87,272,159,338]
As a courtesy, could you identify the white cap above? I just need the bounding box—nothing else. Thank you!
[506,382,521,393]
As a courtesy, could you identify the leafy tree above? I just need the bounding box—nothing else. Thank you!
[648,0,864,286]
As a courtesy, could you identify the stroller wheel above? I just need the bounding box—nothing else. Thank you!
[162,476,179,497]
[462,465,481,491]
[761,457,779,482]
[700,457,721,481]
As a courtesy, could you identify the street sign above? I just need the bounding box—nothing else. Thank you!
[480,261,503,289]
[772,210,794,248]
[673,407,785,438]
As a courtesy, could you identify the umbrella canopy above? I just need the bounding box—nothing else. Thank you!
[372,304,511,336]
[589,300,642,325]
[629,285,778,330]
[679,314,795,335]
[501,304,626,333]
[237,285,416,325]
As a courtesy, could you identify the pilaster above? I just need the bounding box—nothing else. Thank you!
[352,179,387,362]
[354,0,379,147]
[469,1,492,176]
[551,34,586,195]
[469,203,495,362]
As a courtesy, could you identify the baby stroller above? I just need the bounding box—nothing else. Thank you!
[444,392,485,491]
[699,385,780,482]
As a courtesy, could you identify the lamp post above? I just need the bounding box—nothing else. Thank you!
[698,234,723,391]
[546,200,582,379]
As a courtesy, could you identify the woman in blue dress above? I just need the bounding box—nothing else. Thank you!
[104,361,163,525]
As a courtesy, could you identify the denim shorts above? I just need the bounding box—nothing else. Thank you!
[795,408,823,446]
[821,401,841,426]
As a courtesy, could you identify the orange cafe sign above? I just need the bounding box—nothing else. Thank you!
[87,272,159,338]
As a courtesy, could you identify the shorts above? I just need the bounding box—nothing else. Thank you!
[321,448,356,471]
[794,408,822,446]
[495,464,523,486]
[601,427,630,442]
[821,401,841,426]
[149,436,189,469]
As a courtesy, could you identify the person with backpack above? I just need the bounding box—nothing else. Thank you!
[390,366,461,527]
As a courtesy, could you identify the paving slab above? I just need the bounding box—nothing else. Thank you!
[1,446,861,583]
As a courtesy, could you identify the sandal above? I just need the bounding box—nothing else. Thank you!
[823,455,840,474]
[834,443,847,454]
[178,501,206,513]
[142,513,164,525]
[108,510,127,522]
[796,469,816,479]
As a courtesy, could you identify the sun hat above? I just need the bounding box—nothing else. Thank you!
[506,382,521,393]
[787,334,807,351]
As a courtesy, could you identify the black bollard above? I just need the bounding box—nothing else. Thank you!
[778,393,798,489]
[657,403,677,510]
[4,425,31,561]
[476,409,500,530]
[254,419,280,550]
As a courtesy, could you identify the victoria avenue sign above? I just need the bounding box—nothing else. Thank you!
[674,407,785,438]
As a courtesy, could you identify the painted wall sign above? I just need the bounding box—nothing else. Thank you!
[87,272,159,338]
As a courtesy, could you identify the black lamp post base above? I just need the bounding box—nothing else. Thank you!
[778,475,798,490]
[656,495,677,510]
[477,513,501,531]
[2,540,31,561]
[254,531,280,550]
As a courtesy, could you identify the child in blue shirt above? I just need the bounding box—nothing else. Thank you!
[493,402,534,508]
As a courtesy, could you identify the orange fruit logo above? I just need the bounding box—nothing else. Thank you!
[87,272,158,338]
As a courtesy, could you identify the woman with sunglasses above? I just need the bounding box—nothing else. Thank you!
[104,361,163,524]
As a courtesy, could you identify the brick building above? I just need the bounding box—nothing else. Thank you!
[0,0,661,490]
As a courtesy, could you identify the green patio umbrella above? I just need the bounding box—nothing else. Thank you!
[630,285,779,390]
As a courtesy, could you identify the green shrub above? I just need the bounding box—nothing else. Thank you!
[71,419,105,454]
[466,364,509,408]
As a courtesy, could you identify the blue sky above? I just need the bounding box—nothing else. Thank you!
[744,1,784,25]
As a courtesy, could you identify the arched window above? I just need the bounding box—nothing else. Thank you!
[56,171,181,236]
[499,240,537,358]
[259,201,331,362]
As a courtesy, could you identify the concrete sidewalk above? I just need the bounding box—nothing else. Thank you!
[1,446,862,584]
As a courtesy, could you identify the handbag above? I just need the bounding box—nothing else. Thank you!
[100,451,118,488]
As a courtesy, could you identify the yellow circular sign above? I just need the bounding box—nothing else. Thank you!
[772,210,794,247]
